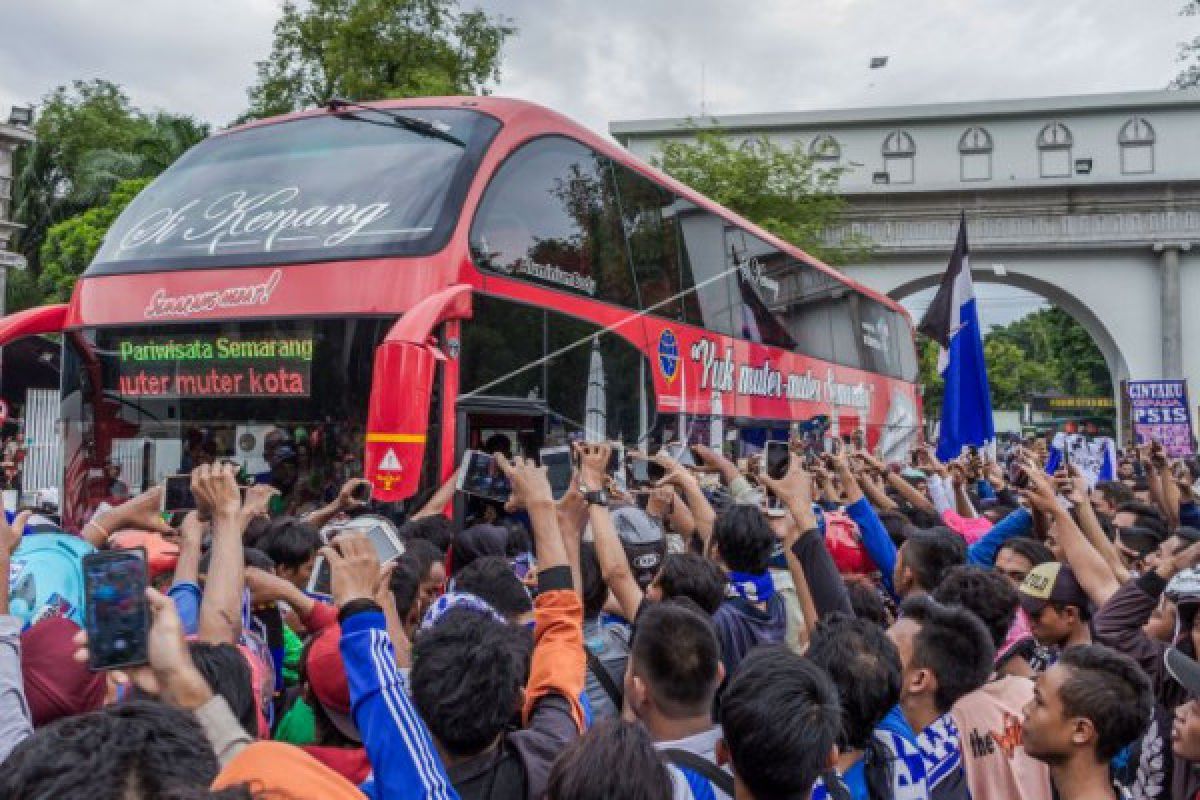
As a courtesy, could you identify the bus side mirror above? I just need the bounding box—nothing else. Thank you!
[364,340,439,503]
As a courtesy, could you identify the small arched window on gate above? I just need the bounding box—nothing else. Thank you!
[882,130,915,183]
[1119,116,1155,175]
[809,134,841,163]
[1037,121,1073,178]
[958,126,993,182]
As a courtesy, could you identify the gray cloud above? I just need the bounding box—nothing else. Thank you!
[1,0,1193,135]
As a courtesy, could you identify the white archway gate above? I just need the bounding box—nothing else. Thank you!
[829,206,1199,443]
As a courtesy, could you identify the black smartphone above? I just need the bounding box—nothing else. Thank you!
[606,444,622,478]
[1010,461,1031,490]
[351,481,372,503]
[608,443,626,490]
[540,446,573,500]
[162,475,197,513]
[83,550,150,671]
[627,454,666,487]
[456,450,512,504]
[765,440,791,481]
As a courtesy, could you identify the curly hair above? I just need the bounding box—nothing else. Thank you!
[933,565,1019,650]
[410,609,533,757]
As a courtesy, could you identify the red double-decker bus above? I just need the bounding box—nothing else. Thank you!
[0,97,920,530]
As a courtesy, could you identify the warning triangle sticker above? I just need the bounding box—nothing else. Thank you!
[378,448,402,471]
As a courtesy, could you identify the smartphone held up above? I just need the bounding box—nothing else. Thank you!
[83,550,150,671]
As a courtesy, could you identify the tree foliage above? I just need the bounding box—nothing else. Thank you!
[242,0,516,121]
[38,178,151,303]
[918,306,1112,417]
[10,80,207,291]
[1171,1,1200,89]
[654,128,866,265]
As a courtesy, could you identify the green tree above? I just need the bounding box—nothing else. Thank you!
[654,129,865,265]
[11,80,149,276]
[1171,1,1200,88]
[243,0,516,121]
[11,81,207,284]
[76,112,209,204]
[917,306,1111,418]
[38,178,151,303]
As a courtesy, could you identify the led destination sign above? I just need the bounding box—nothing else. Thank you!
[115,332,313,398]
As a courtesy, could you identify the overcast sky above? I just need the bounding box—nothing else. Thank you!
[2,0,1193,135]
[1,0,1193,325]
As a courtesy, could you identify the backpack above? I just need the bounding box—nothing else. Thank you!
[8,532,94,629]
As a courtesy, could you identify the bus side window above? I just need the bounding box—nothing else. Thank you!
[611,163,696,322]
[675,204,738,337]
[470,137,638,309]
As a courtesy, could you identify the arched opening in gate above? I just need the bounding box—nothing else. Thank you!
[889,271,1126,438]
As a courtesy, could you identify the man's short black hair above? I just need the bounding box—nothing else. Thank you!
[1116,502,1168,539]
[1095,481,1134,508]
[400,514,456,555]
[404,537,444,582]
[903,507,942,530]
[877,510,916,546]
[900,595,995,712]
[545,719,672,800]
[712,505,776,574]
[451,555,532,621]
[579,542,610,618]
[998,537,1056,568]
[243,546,275,572]
[933,565,1019,650]
[844,577,890,628]
[410,609,532,758]
[901,527,966,591]
[1058,645,1154,762]
[630,601,722,718]
[188,642,257,735]
[389,555,422,622]
[653,553,727,615]
[719,646,840,799]
[0,700,219,799]
[257,516,321,569]
[807,614,900,750]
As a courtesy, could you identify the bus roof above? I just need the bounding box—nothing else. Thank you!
[225,96,914,325]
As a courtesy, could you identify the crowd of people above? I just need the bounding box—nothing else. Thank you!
[2,429,1200,800]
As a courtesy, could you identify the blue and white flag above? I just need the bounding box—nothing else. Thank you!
[918,213,994,462]
[1045,433,1117,489]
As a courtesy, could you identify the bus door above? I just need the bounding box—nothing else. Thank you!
[454,395,547,523]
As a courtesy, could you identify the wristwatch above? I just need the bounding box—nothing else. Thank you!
[582,487,610,507]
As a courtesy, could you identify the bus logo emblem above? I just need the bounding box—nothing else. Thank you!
[378,448,403,471]
[657,329,679,383]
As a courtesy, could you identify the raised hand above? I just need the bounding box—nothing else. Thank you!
[496,453,556,511]
[759,452,814,508]
[191,463,241,520]
[320,532,382,609]
[573,441,612,493]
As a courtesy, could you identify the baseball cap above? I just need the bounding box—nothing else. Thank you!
[304,626,359,743]
[1166,647,1200,699]
[1017,562,1090,617]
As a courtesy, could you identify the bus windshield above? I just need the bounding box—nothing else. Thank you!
[87,107,500,274]
[61,318,397,523]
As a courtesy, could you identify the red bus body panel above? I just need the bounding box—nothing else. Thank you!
[38,97,919,506]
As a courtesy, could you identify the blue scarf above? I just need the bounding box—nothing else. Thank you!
[727,570,776,604]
